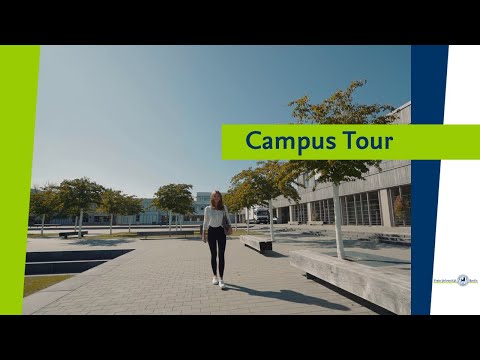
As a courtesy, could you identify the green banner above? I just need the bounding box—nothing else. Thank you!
[222,124,480,160]
[0,46,40,314]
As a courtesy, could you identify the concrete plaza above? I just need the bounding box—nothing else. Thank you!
[24,227,410,315]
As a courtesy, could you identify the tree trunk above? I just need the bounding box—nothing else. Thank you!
[180,215,183,231]
[268,199,275,242]
[175,214,178,231]
[74,216,78,232]
[332,183,345,259]
[128,216,132,233]
[246,208,249,234]
[78,208,84,239]
[110,214,113,235]
[235,212,238,231]
[169,210,172,233]
[41,213,45,237]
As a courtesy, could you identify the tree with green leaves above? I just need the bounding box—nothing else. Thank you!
[56,177,105,239]
[281,80,397,258]
[29,185,60,237]
[122,195,144,233]
[225,180,257,234]
[152,184,195,233]
[231,161,300,241]
[223,188,243,231]
[55,202,81,231]
[98,189,127,235]
[394,195,406,226]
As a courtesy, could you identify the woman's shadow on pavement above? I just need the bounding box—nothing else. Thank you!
[225,284,350,311]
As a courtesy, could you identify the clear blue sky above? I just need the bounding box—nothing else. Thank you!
[32,45,411,198]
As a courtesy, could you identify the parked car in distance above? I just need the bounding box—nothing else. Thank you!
[273,217,278,224]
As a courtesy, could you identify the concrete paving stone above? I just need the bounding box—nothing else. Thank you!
[227,309,251,314]
[180,310,202,315]
[22,290,71,315]
[200,307,222,313]
[173,305,192,311]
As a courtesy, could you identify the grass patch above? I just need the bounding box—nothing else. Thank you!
[27,233,59,238]
[24,275,73,297]
[89,232,140,239]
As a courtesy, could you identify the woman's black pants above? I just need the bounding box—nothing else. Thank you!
[208,226,226,278]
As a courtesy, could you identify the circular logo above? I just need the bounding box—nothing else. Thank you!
[457,274,470,286]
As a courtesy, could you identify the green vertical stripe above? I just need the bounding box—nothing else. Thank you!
[0,46,40,314]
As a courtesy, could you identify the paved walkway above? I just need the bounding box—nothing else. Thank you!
[23,234,396,315]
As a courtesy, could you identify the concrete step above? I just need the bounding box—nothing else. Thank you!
[25,260,108,275]
[26,249,132,263]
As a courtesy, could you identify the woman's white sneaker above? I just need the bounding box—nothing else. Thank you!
[219,280,225,289]
[212,276,219,285]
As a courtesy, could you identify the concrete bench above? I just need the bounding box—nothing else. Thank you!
[288,221,300,225]
[59,231,88,239]
[289,249,411,315]
[137,230,194,239]
[307,221,324,225]
[240,235,272,254]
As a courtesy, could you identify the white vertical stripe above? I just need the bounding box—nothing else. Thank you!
[431,45,480,314]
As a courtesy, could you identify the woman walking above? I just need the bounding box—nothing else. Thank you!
[202,190,232,289]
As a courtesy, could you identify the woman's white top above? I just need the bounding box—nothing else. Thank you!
[203,205,231,229]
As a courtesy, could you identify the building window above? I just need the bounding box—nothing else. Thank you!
[311,201,321,221]
[389,185,411,226]
[292,203,308,223]
[94,216,100,223]
[136,214,140,222]
[367,191,382,226]
[339,191,382,226]
[311,198,334,224]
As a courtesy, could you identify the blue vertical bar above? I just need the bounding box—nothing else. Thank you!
[411,45,449,315]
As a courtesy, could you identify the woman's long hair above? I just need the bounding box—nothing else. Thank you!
[210,190,224,210]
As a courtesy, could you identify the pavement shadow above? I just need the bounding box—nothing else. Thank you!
[226,284,350,311]
[70,239,135,247]
[263,251,289,258]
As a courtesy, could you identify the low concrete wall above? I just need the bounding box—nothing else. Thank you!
[240,235,273,254]
[289,249,411,315]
